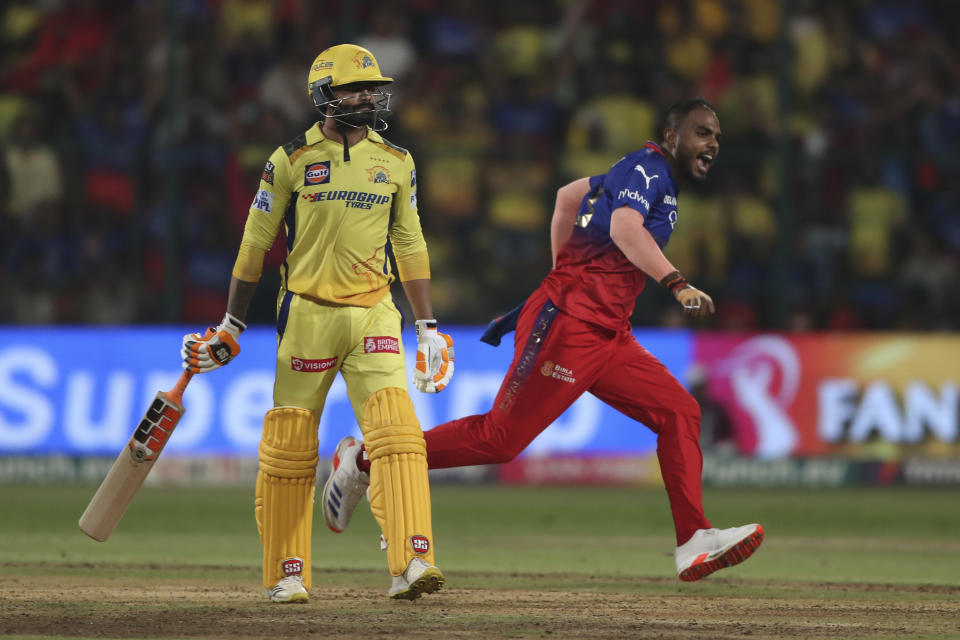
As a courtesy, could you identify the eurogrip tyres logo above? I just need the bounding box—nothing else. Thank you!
[304,162,330,186]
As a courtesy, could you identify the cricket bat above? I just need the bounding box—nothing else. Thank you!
[79,370,194,541]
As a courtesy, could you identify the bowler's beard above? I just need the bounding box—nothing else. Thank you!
[676,145,705,183]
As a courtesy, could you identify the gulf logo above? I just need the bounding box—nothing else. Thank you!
[304,161,331,186]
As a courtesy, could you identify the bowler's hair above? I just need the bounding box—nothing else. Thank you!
[663,98,716,133]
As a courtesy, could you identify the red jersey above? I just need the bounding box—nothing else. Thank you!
[542,143,680,331]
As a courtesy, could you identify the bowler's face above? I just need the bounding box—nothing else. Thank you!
[672,107,721,182]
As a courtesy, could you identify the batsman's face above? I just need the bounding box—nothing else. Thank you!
[672,107,721,183]
[330,82,383,127]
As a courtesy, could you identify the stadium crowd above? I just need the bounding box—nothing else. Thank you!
[1,0,958,330]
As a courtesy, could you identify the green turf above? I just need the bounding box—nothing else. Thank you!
[1,484,958,586]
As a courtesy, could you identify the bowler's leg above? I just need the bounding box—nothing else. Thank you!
[589,333,710,545]
[426,294,605,468]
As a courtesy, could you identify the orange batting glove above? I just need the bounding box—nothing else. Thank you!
[181,313,246,373]
[413,319,454,393]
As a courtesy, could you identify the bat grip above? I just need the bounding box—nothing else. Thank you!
[166,370,194,405]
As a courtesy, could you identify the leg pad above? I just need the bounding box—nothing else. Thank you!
[256,407,318,590]
[362,388,435,575]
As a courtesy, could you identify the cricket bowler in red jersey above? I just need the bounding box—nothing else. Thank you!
[322,99,764,581]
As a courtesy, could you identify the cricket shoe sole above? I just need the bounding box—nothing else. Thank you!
[676,523,765,582]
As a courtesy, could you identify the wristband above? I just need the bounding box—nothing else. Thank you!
[659,270,690,294]
[221,312,247,336]
[415,319,438,338]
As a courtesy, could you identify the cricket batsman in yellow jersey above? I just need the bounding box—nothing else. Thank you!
[179,44,454,602]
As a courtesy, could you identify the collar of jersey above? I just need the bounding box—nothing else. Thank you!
[306,122,382,147]
[643,141,665,157]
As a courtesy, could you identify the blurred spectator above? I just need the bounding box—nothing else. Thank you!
[0,0,957,331]
[259,44,316,130]
[356,4,417,84]
[563,67,656,179]
[1,112,62,223]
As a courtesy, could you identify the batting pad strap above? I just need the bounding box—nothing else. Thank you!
[259,407,319,478]
[364,431,426,459]
[362,387,425,462]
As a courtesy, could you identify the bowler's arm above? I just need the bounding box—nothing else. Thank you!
[550,178,591,268]
[608,207,678,281]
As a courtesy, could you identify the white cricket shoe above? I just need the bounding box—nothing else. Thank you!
[321,436,370,533]
[266,575,308,603]
[388,557,445,600]
[675,523,764,582]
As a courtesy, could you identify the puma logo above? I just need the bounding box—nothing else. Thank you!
[634,164,659,189]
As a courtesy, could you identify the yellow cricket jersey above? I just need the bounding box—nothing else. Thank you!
[240,123,427,307]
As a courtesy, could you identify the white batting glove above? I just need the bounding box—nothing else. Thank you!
[181,313,246,374]
[412,319,454,393]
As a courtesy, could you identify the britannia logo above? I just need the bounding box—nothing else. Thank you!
[364,336,400,354]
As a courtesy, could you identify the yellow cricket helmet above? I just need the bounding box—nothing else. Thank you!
[307,44,393,133]
[307,44,393,95]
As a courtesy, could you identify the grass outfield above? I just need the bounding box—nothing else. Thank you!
[2,484,959,639]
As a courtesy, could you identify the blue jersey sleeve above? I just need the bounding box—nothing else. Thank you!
[606,156,663,217]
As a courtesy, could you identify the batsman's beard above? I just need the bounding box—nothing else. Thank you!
[332,106,377,129]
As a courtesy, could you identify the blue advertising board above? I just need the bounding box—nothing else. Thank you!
[0,326,693,457]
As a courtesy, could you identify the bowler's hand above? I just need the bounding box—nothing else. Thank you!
[675,285,715,318]
[660,270,715,318]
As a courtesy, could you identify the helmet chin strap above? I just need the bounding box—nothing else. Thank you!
[335,120,352,162]
[330,110,380,162]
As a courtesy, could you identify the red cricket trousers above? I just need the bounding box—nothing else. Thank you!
[424,287,711,545]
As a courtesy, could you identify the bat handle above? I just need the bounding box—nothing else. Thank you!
[166,370,194,405]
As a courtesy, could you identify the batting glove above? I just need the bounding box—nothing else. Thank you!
[181,313,246,373]
[412,319,454,393]
[660,271,715,319]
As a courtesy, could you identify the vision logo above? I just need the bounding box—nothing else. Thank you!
[304,162,330,186]
[291,356,338,372]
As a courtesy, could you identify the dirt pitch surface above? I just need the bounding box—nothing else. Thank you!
[3,564,960,640]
